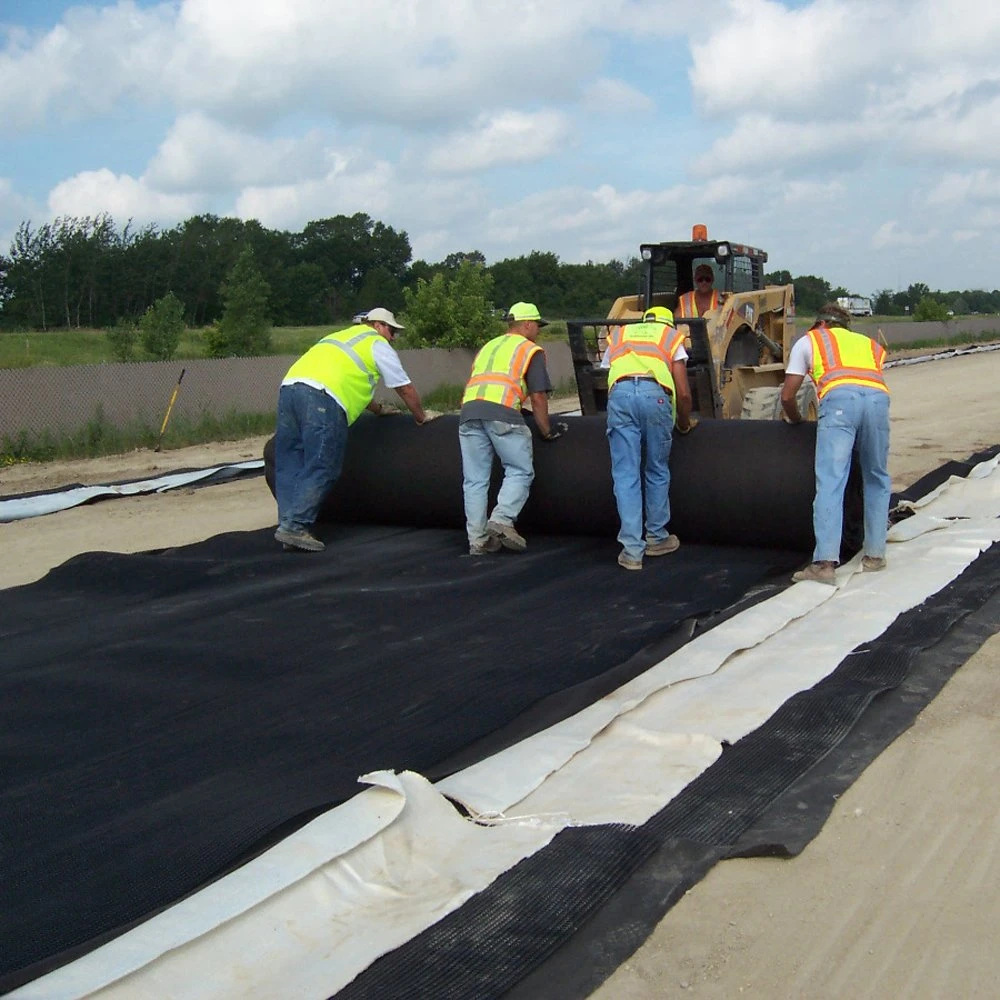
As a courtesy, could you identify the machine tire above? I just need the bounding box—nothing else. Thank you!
[740,386,783,421]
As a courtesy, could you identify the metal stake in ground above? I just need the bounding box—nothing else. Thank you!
[154,368,186,452]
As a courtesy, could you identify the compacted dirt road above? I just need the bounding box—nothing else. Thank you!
[3,348,999,999]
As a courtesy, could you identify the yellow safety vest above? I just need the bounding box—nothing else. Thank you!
[807,325,888,400]
[607,321,685,418]
[462,333,542,410]
[284,324,382,424]
[675,289,720,318]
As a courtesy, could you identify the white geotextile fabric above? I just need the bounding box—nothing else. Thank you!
[15,457,1000,1000]
[0,461,264,522]
[10,772,566,1000]
[441,461,1000,825]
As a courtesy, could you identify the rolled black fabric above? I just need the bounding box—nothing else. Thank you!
[265,414,846,553]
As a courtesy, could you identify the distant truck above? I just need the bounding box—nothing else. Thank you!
[836,295,873,317]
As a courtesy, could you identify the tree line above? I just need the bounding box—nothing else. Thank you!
[2,213,996,340]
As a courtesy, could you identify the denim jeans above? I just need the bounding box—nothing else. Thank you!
[812,386,891,563]
[274,382,349,533]
[606,379,674,561]
[458,419,534,546]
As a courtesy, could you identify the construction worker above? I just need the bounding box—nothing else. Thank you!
[603,305,694,570]
[273,307,430,553]
[781,302,891,585]
[675,263,722,318]
[458,301,566,555]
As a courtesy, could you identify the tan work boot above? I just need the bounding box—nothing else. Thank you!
[470,536,502,556]
[275,527,325,552]
[862,555,887,572]
[618,551,643,571]
[792,561,836,585]
[645,534,680,557]
[487,520,527,552]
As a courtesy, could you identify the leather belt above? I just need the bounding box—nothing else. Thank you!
[615,375,671,394]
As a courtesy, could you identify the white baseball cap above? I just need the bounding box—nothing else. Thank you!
[365,307,405,330]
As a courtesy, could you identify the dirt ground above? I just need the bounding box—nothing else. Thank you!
[3,349,999,998]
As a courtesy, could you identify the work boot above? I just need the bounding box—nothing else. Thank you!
[274,527,325,553]
[792,561,836,585]
[487,520,527,552]
[645,534,680,557]
[469,536,502,556]
[862,555,887,572]
[617,551,643,571]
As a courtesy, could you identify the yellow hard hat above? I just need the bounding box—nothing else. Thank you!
[643,306,674,326]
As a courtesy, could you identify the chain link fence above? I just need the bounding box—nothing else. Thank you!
[0,344,576,464]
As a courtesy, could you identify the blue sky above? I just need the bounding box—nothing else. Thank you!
[2,0,1000,295]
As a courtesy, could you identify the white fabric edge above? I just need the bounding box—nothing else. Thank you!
[0,461,265,522]
[9,776,405,999]
[20,772,566,1000]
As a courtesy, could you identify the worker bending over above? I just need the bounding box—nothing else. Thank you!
[458,301,566,555]
[603,306,694,570]
[273,307,430,553]
[781,302,891,585]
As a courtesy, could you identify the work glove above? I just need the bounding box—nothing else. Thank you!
[416,410,443,425]
[675,416,698,435]
[542,421,568,441]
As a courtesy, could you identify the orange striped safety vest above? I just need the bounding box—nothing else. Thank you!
[607,321,686,418]
[462,333,542,410]
[675,289,720,318]
[807,324,888,399]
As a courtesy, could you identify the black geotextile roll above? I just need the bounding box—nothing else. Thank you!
[264,413,847,553]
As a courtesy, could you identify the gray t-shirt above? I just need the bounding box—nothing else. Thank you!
[459,351,553,424]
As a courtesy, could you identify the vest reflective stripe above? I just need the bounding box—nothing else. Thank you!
[808,325,888,399]
[607,322,684,418]
[675,289,720,318]
[284,324,382,424]
[462,333,541,409]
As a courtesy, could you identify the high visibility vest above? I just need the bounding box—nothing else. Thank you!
[462,333,542,410]
[284,324,382,424]
[675,289,720,318]
[807,324,888,400]
[607,321,685,418]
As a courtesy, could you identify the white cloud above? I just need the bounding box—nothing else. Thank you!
[424,112,572,174]
[47,169,200,226]
[871,220,937,250]
[0,178,39,236]
[145,113,330,193]
[581,78,655,114]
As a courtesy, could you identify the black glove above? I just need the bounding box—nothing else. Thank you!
[543,421,568,441]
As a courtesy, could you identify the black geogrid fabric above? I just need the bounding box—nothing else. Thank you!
[0,525,802,991]
[337,543,1000,1000]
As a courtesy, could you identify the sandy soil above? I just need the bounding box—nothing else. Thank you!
[3,351,999,998]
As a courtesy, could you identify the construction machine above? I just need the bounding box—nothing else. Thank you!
[567,225,817,421]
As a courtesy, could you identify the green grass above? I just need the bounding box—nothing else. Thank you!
[0,406,276,466]
[0,325,348,368]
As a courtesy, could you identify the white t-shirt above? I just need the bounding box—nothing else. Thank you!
[371,338,411,388]
[282,334,412,414]
[785,335,814,377]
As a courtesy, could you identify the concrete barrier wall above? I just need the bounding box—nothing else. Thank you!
[0,342,575,438]
[852,316,1000,347]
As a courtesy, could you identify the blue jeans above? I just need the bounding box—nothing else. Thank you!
[812,386,891,563]
[274,383,349,533]
[459,419,534,546]
[606,379,674,560]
